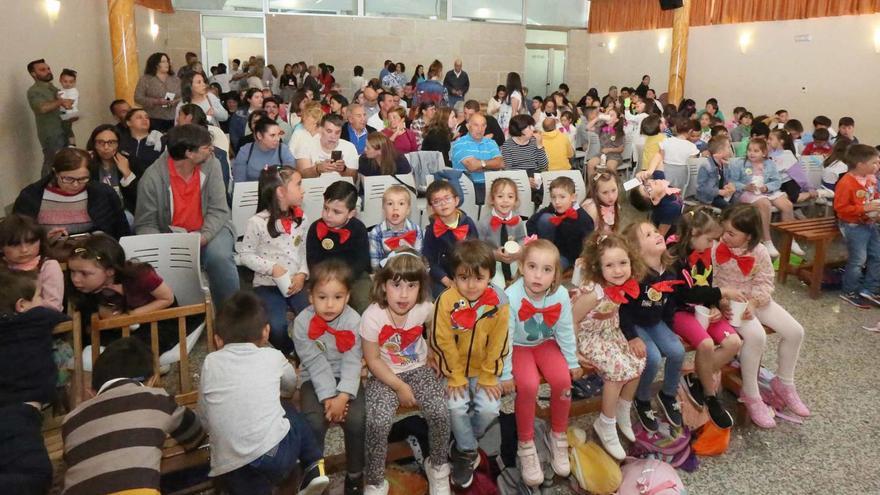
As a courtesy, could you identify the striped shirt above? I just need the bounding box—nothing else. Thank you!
[500,137,548,173]
[367,219,424,270]
[62,380,205,495]
[37,188,93,235]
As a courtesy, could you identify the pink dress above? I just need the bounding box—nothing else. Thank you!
[573,282,644,382]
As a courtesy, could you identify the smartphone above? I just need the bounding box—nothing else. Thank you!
[331,150,342,162]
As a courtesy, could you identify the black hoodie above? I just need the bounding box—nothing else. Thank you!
[0,306,69,407]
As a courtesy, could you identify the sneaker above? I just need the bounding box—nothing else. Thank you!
[763,241,779,258]
[615,401,635,442]
[516,441,544,487]
[364,481,389,495]
[816,188,835,200]
[840,292,871,309]
[345,474,364,495]
[424,458,451,495]
[449,443,478,489]
[634,399,658,432]
[298,460,330,495]
[680,373,705,408]
[592,417,625,461]
[656,392,682,428]
[543,430,570,477]
[704,395,733,429]
[770,377,811,417]
[739,393,776,428]
[859,291,880,307]
[791,239,806,257]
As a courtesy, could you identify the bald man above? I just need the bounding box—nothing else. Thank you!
[450,113,503,204]
[443,58,470,108]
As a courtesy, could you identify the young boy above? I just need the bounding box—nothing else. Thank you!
[430,240,509,489]
[837,117,859,144]
[368,185,424,270]
[697,135,736,209]
[633,160,684,236]
[59,68,80,146]
[526,176,594,270]
[62,337,205,495]
[199,291,329,495]
[542,117,573,171]
[306,180,371,312]
[645,116,699,189]
[802,115,835,145]
[0,270,68,494]
[291,261,365,495]
[802,128,832,157]
[729,111,753,144]
[423,179,479,296]
[833,144,880,309]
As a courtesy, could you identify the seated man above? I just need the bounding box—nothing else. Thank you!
[135,124,240,305]
[297,114,359,179]
[456,100,505,148]
[451,113,503,205]
[340,103,376,155]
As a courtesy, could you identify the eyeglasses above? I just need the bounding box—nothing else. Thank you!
[95,139,119,147]
[431,196,455,207]
[58,175,90,185]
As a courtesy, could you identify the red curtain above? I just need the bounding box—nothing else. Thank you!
[135,0,174,14]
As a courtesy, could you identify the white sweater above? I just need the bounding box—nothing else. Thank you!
[238,210,310,290]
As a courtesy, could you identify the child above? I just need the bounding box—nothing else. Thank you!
[802,115,835,145]
[784,119,805,155]
[644,115,699,191]
[578,106,602,171]
[669,208,743,429]
[802,128,832,157]
[239,165,310,355]
[423,180,479,297]
[572,233,646,460]
[62,337,205,494]
[0,270,68,494]
[291,261,365,495]
[726,106,746,131]
[833,144,880,309]
[430,240,509,488]
[820,138,853,194]
[306,180,371,312]
[500,240,580,486]
[477,178,526,287]
[713,205,809,427]
[837,116,858,144]
[368,185,424,270]
[769,129,815,205]
[619,222,685,433]
[698,112,713,143]
[581,170,620,233]
[595,109,625,174]
[631,160,683,237]
[527,176,594,270]
[729,111,753,144]
[199,291,329,495]
[59,68,80,146]
[542,117,574,171]
[697,135,736,209]
[639,114,666,169]
[0,214,63,311]
[360,249,451,495]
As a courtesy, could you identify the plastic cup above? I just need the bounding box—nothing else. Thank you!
[503,240,521,255]
[533,173,542,189]
[751,176,764,189]
[695,305,711,329]
[729,300,748,327]
[273,272,291,295]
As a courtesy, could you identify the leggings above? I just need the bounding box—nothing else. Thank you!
[512,341,572,440]
[736,299,804,398]
[364,365,449,486]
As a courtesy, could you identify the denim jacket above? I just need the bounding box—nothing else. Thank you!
[696,156,726,204]
[725,157,782,193]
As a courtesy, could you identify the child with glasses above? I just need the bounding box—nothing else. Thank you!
[422,180,479,297]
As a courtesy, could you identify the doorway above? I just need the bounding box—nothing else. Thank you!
[200,14,266,71]
[524,48,566,100]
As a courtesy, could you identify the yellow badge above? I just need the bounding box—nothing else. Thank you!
[857,190,867,198]
[315,339,327,353]
[647,288,662,302]
[293,236,302,247]
[321,238,335,250]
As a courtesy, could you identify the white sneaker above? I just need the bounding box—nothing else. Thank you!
[364,481,389,495]
[543,430,570,477]
[592,418,626,461]
[424,459,451,495]
[516,441,544,487]
[791,239,805,257]
[763,241,779,258]
[816,188,835,200]
[616,401,636,443]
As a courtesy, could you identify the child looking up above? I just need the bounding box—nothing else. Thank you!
[368,185,424,270]
[0,214,64,311]
[527,176,594,270]
[423,180,479,296]
[631,160,683,236]
[477,178,526,287]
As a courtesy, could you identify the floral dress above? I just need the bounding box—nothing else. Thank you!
[573,282,645,382]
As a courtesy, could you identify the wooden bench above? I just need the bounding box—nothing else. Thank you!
[772,217,842,299]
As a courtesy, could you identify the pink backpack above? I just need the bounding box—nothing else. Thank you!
[617,458,687,495]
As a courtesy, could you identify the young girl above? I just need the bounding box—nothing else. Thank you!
[668,208,744,429]
[476,178,526,288]
[239,165,309,356]
[500,239,581,487]
[713,205,809,427]
[581,170,620,233]
[596,109,625,174]
[619,222,685,433]
[769,129,815,205]
[0,214,64,311]
[572,233,646,460]
[359,249,450,495]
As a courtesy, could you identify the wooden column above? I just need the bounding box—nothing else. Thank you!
[108,0,139,104]
[666,0,690,106]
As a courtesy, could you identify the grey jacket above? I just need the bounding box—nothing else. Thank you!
[291,306,363,401]
[134,150,232,242]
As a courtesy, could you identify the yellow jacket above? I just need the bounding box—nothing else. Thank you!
[430,286,510,387]
[543,129,574,171]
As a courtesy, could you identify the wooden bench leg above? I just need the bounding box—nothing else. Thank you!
[809,239,828,299]
[777,231,793,283]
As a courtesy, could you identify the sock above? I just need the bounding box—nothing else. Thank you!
[599,413,616,425]
[777,375,795,386]
[617,399,632,412]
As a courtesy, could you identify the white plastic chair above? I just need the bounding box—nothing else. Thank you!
[301,173,355,231]
[539,170,588,208]
[231,181,260,239]
[360,174,419,229]
[683,157,707,200]
[484,169,534,218]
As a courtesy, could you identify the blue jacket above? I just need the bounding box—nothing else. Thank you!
[422,211,478,283]
[725,157,782,194]
[696,156,727,204]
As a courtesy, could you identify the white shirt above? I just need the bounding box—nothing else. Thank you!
[367,112,386,130]
[304,136,359,170]
[211,73,231,93]
[659,137,699,166]
[289,128,319,160]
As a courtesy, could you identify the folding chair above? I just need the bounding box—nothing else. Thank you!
[540,170,588,208]
[360,174,419,228]
[484,169,534,218]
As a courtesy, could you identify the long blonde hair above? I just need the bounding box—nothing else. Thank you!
[365,132,400,176]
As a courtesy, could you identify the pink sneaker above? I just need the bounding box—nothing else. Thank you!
[770,377,811,417]
[516,441,544,487]
[739,394,776,428]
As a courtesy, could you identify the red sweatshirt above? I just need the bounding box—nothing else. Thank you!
[833,172,879,223]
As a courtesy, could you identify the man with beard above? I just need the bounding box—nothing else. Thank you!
[27,59,73,176]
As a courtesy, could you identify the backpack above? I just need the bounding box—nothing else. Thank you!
[757,367,806,424]
[629,422,699,472]
[691,422,731,457]
[491,413,554,495]
[567,427,621,495]
[454,450,498,495]
[388,415,431,467]
[618,458,688,495]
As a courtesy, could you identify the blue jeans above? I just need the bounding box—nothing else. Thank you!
[840,222,880,295]
[219,403,323,495]
[447,377,501,451]
[254,285,309,356]
[634,321,685,401]
[534,214,572,270]
[201,227,240,306]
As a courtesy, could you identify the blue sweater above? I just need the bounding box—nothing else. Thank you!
[232,142,295,182]
[422,212,478,283]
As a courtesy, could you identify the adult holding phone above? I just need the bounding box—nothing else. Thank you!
[85,124,145,216]
[134,52,181,132]
[297,114,358,179]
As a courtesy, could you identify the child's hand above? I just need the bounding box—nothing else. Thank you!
[478,383,503,401]
[742,305,754,321]
[866,202,880,212]
[289,273,306,295]
[500,379,516,395]
[323,394,350,423]
[636,170,651,182]
[570,367,585,381]
[745,184,757,193]
[628,337,647,358]
[271,264,287,278]
[395,384,418,407]
[708,306,722,323]
[441,276,454,288]
[721,288,746,302]
[447,384,468,400]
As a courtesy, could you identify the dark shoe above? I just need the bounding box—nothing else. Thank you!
[859,291,880,307]
[298,460,330,495]
[657,392,682,428]
[345,473,364,495]
[704,395,733,429]
[634,398,659,432]
[449,443,478,489]
[840,292,871,309]
[680,373,705,408]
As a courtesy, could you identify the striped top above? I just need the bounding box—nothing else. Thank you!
[62,380,205,495]
[500,137,548,173]
[37,188,93,235]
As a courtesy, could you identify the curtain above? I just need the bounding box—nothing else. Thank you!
[588,0,880,33]
[135,0,174,13]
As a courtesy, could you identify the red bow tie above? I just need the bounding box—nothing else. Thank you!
[384,230,418,250]
[716,243,755,276]
[490,214,521,231]
[605,279,640,304]
[378,324,424,349]
[688,248,712,268]
[650,280,685,293]
[316,220,351,244]
[450,288,500,329]
[548,208,577,226]
[518,299,562,327]
[433,218,469,241]
[279,207,304,234]
[308,315,356,353]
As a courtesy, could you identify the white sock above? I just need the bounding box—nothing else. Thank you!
[599,413,616,425]
[617,399,632,413]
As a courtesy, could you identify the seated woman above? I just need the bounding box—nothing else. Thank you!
[501,114,548,201]
[14,148,129,240]
[118,108,164,167]
[381,107,419,155]
[86,124,146,217]
[232,117,296,182]
[420,107,457,166]
[358,132,412,177]
[229,87,263,153]
[289,101,323,162]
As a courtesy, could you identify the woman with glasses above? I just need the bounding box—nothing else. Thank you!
[13,148,130,240]
[86,124,146,216]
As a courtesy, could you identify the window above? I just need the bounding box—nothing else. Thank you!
[365,0,445,19]
[268,0,357,15]
[525,29,568,45]
[202,15,264,34]
[525,0,589,28]
[173,0,263,12]
[451,0,522,23]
